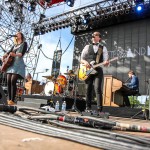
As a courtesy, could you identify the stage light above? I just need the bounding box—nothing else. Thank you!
[28,1,36,12]
[136,4,144,12]
[74,16,82,25]
[8,6,14,12]
[39,14,46,22]
[82,13,91,25]
[137,5,142,11]
[112,7,116,11]
[65,0,75,7]
[39,26,45,35]
[135,0,144,12]
[34,28,40,36]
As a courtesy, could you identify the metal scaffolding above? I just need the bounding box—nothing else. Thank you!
[33,0,150,34]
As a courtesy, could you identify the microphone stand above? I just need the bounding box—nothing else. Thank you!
[132,80,150,120]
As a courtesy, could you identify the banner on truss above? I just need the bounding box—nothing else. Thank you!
[51,49,62,78]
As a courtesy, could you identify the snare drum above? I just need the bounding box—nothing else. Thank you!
[57,75,67,88]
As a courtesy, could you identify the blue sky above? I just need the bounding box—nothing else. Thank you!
[35,0,101,81]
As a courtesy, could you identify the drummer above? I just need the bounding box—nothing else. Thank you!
[65,70,75,82]
[25,73,32,95]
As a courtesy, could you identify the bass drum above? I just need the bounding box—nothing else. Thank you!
[44,81,62,96]
[44,81,55,96]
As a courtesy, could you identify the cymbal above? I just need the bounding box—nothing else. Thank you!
[42,75,54,80]
[64,72,76,76]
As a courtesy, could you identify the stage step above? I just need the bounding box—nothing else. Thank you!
[24,98,48,104]
[17,101,42,108]
[19,95,86,111]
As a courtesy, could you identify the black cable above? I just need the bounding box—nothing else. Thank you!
[62,36,74,55]
[39,48,53,60]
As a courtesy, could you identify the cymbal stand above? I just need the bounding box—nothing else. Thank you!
[71,76,81,114]
[64,76,71,97]
[131,80,149,119]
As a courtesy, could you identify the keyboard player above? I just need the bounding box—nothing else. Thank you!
[122,70,139,107]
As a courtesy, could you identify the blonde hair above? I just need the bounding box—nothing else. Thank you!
[13,32,25,44]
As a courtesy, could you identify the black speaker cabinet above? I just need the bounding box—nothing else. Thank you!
[0,86,7,105]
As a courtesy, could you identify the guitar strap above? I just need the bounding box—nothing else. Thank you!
[96,46,103,63]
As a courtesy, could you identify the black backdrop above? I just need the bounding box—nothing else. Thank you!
[73,18,150,95]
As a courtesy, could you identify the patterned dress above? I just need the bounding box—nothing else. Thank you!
[6,42,27,79]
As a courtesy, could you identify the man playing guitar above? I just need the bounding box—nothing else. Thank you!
[80,31,109,112]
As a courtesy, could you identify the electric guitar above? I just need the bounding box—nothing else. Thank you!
[78,57,118,81]
[1,53,15,72]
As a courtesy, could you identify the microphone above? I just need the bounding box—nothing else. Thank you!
[8,35,17,37]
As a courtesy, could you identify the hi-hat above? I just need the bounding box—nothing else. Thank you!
[42,75,54,80]
[64,70,76,76]
[64,72,76,76]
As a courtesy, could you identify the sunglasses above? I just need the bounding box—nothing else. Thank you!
[92,34,99,38]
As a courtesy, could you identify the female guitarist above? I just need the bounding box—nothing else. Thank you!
[2,32,27,105]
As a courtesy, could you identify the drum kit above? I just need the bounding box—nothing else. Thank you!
[43,70,76,97]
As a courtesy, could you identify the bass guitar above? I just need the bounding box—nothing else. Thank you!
[1,53,15,72]
[78,57,118,81]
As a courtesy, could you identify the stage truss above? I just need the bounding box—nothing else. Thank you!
[33,0,150,34]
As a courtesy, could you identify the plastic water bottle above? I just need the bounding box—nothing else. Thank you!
[55,101,60,112]
[61,101,66,112]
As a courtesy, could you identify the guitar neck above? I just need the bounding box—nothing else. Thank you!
[93,57,118,68]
